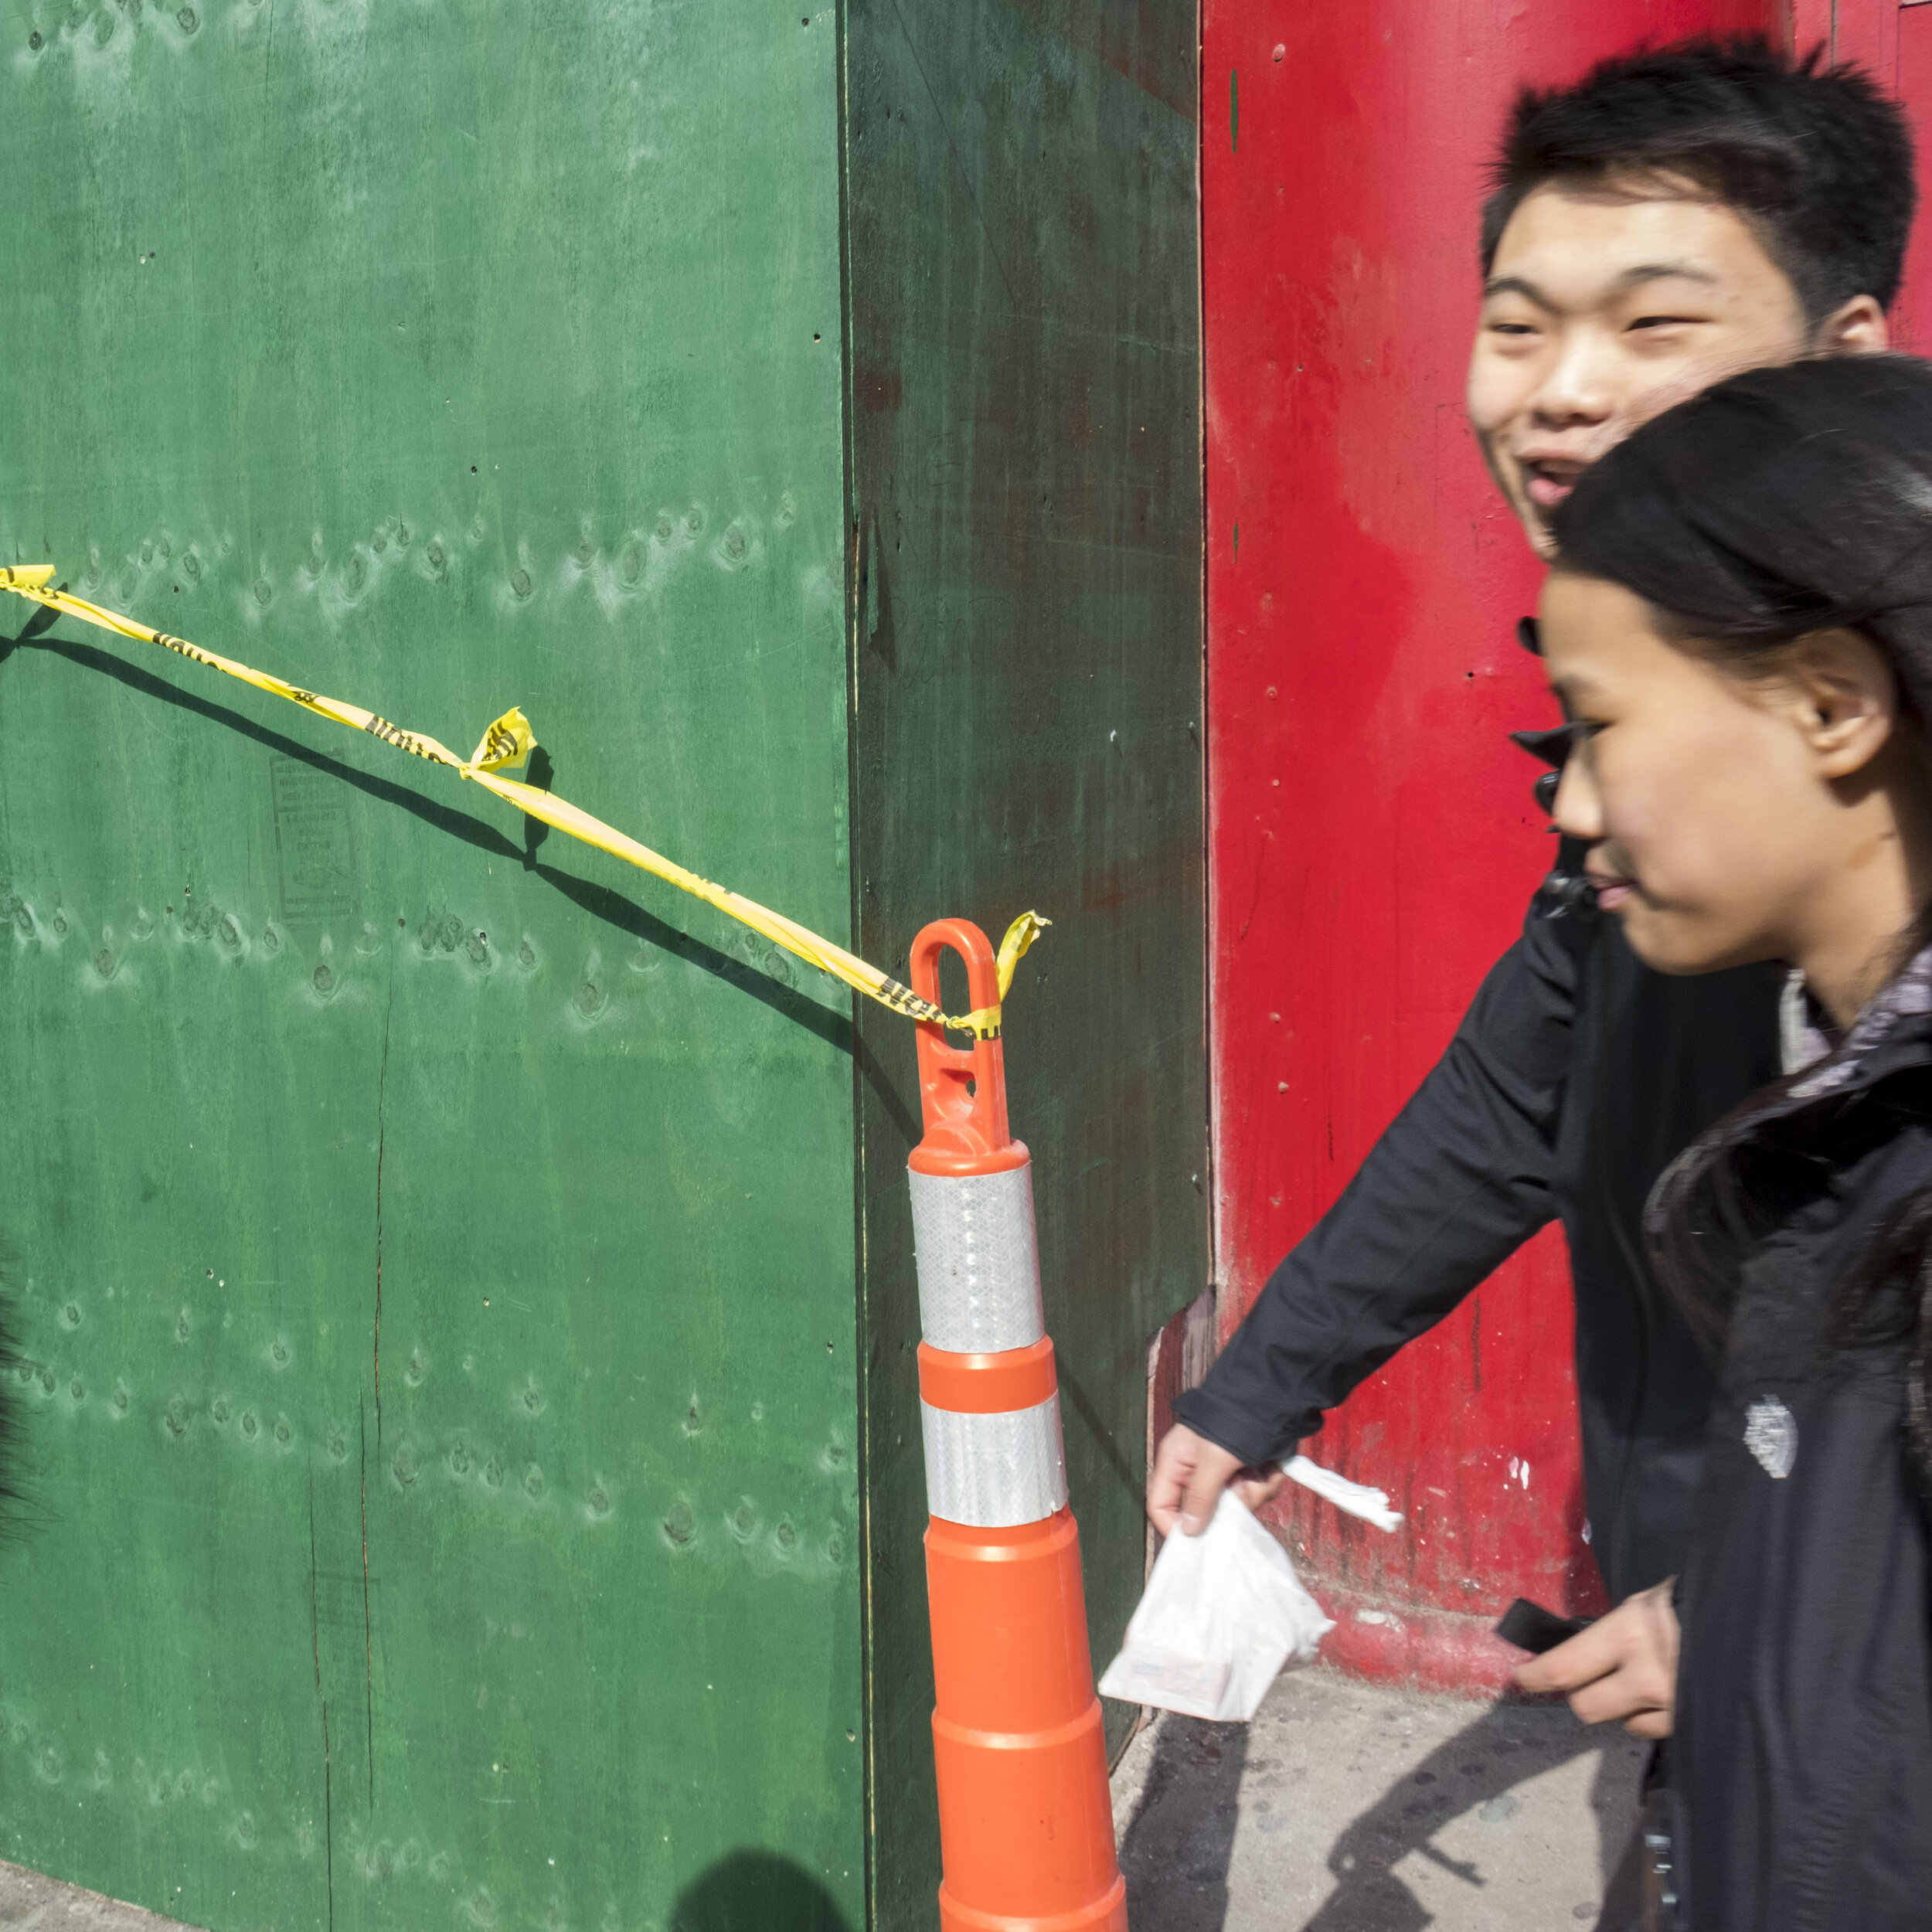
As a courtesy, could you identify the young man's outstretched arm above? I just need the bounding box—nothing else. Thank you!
[1152,883,1584,1533]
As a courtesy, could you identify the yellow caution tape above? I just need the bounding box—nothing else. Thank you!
[0,563,1046,1037]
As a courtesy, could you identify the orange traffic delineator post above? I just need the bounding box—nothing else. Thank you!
[906,919,1128,1932]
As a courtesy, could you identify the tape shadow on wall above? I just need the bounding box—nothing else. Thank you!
[0,617,862,1055]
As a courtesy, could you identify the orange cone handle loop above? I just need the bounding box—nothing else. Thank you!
[908,920,1028,1175]
[908,919,1127,1932]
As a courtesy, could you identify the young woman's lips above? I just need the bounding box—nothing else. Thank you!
[1587,872,1634,910]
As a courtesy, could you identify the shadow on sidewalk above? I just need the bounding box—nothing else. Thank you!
[1118,1714,1250,1927]
[1299,1698,1634,1932]
[1118,1692,1641,1932]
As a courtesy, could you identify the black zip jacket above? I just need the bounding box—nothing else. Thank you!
[1176,850,1785,1601]
[1667,956,1932,1931]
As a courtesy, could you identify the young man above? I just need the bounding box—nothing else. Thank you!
[1151,40,1913,1630]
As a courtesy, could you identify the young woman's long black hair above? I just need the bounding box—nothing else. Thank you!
[1550,356,1932,1457]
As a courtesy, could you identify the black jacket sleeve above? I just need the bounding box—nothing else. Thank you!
[1174,878,1590,1466]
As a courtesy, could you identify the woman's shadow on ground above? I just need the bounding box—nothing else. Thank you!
[1117,1685,1644,1932]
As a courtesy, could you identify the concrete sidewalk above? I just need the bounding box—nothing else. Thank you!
[1111,1665,1645,1931]
[0,1865,194,1931]
[0,1666,1640,1931]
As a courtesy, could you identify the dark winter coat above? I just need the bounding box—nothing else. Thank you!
[1175,844,1786,1602]
[1665,954,1932,1931]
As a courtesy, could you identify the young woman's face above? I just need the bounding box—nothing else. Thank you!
[1539,572,1853,975]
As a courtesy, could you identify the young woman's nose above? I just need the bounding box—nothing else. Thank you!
[1553,750,1604,843]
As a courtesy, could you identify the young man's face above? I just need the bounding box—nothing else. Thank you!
[1466,181,1886,557]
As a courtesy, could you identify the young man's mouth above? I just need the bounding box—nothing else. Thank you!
[1520,456,1588,511]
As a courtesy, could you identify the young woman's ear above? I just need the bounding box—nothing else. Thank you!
[1793,629,1900,778]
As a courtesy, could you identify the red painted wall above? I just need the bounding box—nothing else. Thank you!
[1902,9,1932,347]
[1797,0,1932,350]
[1202,0,1779,1692]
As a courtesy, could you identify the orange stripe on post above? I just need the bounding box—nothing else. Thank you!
[918,1336,1057,1414]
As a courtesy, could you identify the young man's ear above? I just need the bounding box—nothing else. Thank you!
[1815,294,1890,357]
[1797,629,1900,778]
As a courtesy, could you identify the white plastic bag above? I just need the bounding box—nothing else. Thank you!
[1098,1492,1334,1721]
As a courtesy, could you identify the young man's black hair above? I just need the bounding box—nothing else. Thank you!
[1481,36,1915,323]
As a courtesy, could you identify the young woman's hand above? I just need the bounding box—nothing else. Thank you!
[1146,1423,1287,1536]
[1514,1580,1680,1738]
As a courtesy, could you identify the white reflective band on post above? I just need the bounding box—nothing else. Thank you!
[908,1164,1045,1355]
[920,1395,1068,1528]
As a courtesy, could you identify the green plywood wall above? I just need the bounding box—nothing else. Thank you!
[843,6,1206,1923]
[0,4,1203,1929]
[0,5,859,1930]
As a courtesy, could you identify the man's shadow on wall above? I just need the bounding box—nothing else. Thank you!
[668,1851,855,1932]
[1118,1694,1642,1932]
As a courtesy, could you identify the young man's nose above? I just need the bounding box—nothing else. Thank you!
[1526,333,1617,428]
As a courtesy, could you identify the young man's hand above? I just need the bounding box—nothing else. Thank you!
[1147,1423,1287,1536]
[1513,1580,1679,1738]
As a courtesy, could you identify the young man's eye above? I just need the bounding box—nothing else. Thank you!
[1488,320,1539,337]
[1628,315,1701,332]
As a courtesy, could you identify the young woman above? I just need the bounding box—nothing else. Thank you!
[1523,354,1932,1928]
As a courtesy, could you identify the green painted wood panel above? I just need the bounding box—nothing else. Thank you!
[0,5,1204,1927]
[0,6,859,1931]
[841,7,1206,1924]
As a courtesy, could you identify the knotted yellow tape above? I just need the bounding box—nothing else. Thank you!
[0,564,1046,1036]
